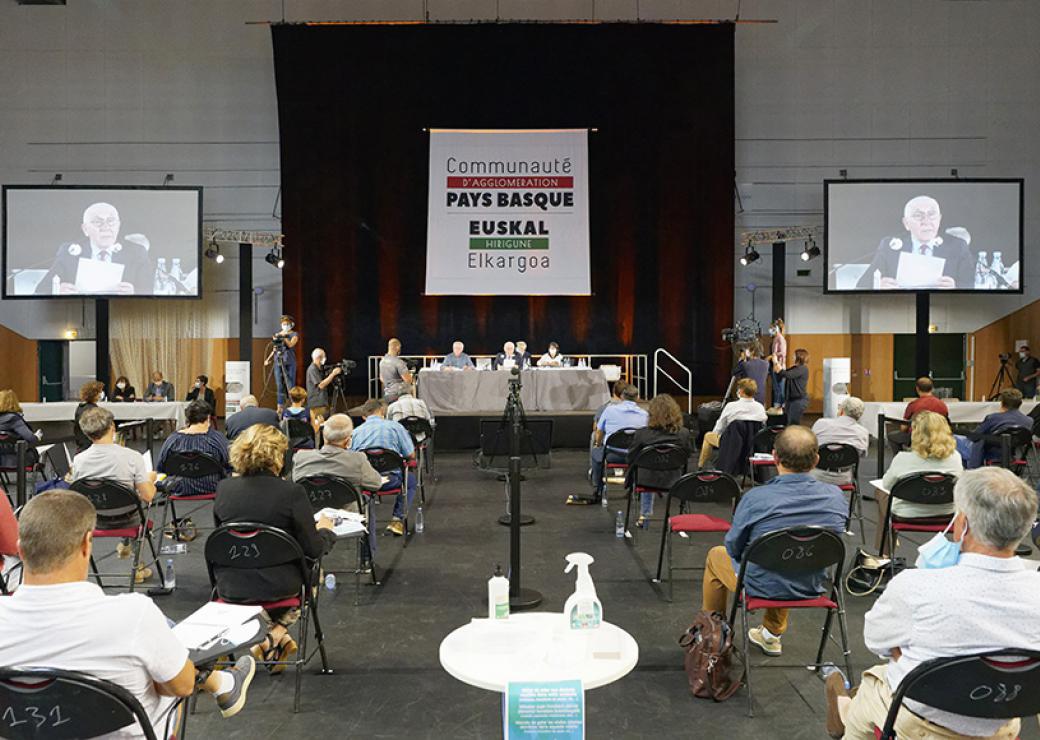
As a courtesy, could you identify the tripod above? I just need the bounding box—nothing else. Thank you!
[502,370,542,610]
[273,351,294,408]
[988,357,1016,399]
[495,373,535,527]
[328,375,349,414]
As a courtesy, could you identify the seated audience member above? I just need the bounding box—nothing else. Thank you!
[350,399,416,536]
[0,491,256,732]
[888,376,949,454]
[0,389,41,468]
[965,387,1032,469]
[387,384,435,441]
[0,492,17,588]
[111,375,136,402]
[145,371,174,402]
[74,380,105,452]
[493,341,521,371]
[214,425,336,672]
[156,400,230,495]
[731,345,770,405]
[877,410,962,554]
[281,386,315,450]
[698,378,767,468]
[224,394,280,441]
[825,467,1040,740]
[538,341,564,367]
[441,340,475,370]
[811,396,869,485]
[186,374,216,409]
[700,426,847,657]
[72,406,158,581]
[515,340,532,369]
[572,384,647,505]
[773,348,811,426]
[627,395,693,528]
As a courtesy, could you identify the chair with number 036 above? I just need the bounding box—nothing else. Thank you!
[728,525,853,717]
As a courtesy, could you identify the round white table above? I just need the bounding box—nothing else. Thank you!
[439,612,639,692]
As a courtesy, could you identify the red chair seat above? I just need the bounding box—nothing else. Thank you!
[168,492,216,501]
[748,459,775,467]
[606,462,628,470]
[891,515,949,533]
[373,488,401,497]
[634,486,667,495]
[216,595,301,610]
[406,460,418,469]
[669,513,731,533]
[94,521,154,538]
[745,595,838,611]
[838,483,856,492]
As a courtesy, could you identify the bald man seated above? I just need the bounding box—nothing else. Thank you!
[856,195,974,289]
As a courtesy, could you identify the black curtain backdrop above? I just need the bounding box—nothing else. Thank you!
[272,23,734,393]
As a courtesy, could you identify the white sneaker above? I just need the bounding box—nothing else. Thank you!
[748,626,782,656]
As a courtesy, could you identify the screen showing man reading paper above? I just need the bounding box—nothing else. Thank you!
[825,180,1023,293]
[2,186,201,298]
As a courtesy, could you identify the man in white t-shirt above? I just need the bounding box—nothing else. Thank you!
[811,396,870,485]
[699,378,768,467]
[0,491,256,738]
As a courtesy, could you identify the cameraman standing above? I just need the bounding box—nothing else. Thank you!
[264,314,299,412]
[307,348,341,422]
[1015,345,1040,399]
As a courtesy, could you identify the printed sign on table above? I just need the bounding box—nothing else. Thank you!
[503,679,584,740]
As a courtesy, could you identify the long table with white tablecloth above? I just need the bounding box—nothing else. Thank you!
[863,400,1038,437]
[417,368,610,414]
[21,401,189,427]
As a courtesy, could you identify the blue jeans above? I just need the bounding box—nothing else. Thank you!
[275,357,296,406]
[590,447,626,496]
[770,370,785,407]
[383,470,417,521]
[640,491,656,517]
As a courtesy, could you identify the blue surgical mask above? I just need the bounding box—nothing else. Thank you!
[915,516,966,569]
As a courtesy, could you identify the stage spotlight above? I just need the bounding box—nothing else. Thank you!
[740,244,760,266]
[265,247,284,269]
[204,240,224,264]
[800,239,820,262]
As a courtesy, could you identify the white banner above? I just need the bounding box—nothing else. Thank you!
[425,129,591,296]
[224,361,251,417]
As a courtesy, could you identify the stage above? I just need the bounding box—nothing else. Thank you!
[429,410,595,451]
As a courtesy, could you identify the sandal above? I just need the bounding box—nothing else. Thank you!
[269,636,298,675]
[566,495,597,505]
[249,637,281,672]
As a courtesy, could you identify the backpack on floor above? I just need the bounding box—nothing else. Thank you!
[678,610,745,701]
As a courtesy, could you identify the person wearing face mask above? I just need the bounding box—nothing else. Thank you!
[111,376,136,402]
[186,374,216,410]
[766,319,787,410]
[145,371,174,402]
[537,341,564,368]
[824,467,1040,740]
[1014,344,1040,398]
[264,315,299,411]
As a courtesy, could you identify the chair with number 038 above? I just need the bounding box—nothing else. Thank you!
[204,522,331,712]
[728,525,853,716]
[876,650,1040,740]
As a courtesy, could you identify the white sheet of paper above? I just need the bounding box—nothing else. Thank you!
[315,507,366,537]
[172,602,263,649]
[74,257,125,293]
[870,478,890,494]
[140,449,152,472]
[895,252,945,288]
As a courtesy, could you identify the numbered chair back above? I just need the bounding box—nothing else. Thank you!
[68,478,143,522]
[283,419,315,449]
[204,523,308,592]
[890,472,957,507]
[0,433,38,471]
[752,425,784,454]
[879,650,1040,740]
[604,428,637,452]
[297,475,364,514]
[629,443,689,489]
[0,667,159,740]
[668,470,741,507]
[982,426,1033,470]
[398,416,433,443]
[739,526,846,578]
[817,443,860,474]
[163,450,224,480]
[363,448,406,477]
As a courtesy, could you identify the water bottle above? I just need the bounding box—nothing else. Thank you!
[324,573,336,591]
[974,251,988,288]
[51,275,60,295]
[991,252,1005,282]
[164,559,176,590]
[155,258,167,294]
[415,506,425,533]
[171,258,183,292]
[601,493,608,509]
[615,511,625,538]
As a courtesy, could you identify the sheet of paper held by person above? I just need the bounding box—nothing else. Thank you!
[74,257,124,292]
[895,251,945,288]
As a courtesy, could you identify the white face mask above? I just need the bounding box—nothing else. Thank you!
[116,382,125,390]
[1020,352,1027,359]
[281,323,291,332]
[768,327,777,336]
[194,381,201,388]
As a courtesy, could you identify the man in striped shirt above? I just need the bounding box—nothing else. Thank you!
[156,400,230,496]
[387,385,435,441]
[351,399,416,536]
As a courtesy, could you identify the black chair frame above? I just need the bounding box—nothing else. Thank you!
[816,442,866,544]
[157,450,225,542]
[623,443,689,534]
[727,526,852,717]
[204,522,332,713]
[744,425,784,486]
[398,416,435,506]
[601,428,638,494]
[980,426,1032,476]
[878,472,957,558]
[0,432,40,505]
[362,448,413,539]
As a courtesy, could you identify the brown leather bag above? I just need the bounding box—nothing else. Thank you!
[678,610,745,701]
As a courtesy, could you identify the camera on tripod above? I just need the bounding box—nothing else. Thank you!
[999,352,1011,364]
[323,359,357,381]
[272,335,286,347]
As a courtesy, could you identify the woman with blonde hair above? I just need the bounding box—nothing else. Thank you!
[626,394,694,528]
[213,424,335,672]
[876,410,961,554]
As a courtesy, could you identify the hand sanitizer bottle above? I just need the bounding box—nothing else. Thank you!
[488,564,509,620]
[563,552,602,629]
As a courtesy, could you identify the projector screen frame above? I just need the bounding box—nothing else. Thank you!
[1,183,204,300]
[823,177,1024,296]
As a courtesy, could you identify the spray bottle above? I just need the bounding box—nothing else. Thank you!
[563,552,602,630]
[488,564,509,620]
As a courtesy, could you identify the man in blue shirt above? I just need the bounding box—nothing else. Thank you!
[441,340,475,370]
[351,399,416,536]
[966,388,1033,469]
[570,384,648,505]
[700,425,848,657]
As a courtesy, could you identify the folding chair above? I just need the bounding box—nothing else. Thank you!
[362,448,412,537]
[398,416,434,505]
[745,425,784,486]
[70,478,165,593]
[282,418,316,450]
[0,666,185,740]
[877,650,1040,740]
[878,472,957,559]
[297,474,378,603]
[602,428,638,492]
[623,443,689,534]
[816,443,865,544]
[981,426,1032,477]
[205,522,332,713]
[0,432,39,503]
[156,450,225,543]
[728,526,852,717]
[654,470,739,602]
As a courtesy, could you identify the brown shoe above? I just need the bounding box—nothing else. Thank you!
[134,566,153,584]
[824,669,850,738]
[386,519,405,536]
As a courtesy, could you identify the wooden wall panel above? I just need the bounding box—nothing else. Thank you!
[969,298,1040,401]
[0,325,38,402]
[782,333,893,413]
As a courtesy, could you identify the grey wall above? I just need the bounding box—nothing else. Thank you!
[1,0,1037,342]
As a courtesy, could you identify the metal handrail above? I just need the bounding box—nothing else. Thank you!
[652,348,693,413]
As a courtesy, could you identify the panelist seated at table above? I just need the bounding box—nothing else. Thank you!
[111,375,136,402]
[441,340,475,370]
[515,341,533,369]
[145,371,175,402]
[537,341,565,368]
[493,341,522,371]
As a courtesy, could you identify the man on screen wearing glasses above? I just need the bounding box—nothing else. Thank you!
[855,195,974,290]
[36,202,153,295]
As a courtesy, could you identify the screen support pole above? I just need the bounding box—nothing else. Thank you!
[915,292,930,378]
[771,241,785,321]
[239,243,253,363]
[95,298,110,390]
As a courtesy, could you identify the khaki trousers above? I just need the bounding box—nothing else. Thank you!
[702,545,788,635]
[699,432,721,468]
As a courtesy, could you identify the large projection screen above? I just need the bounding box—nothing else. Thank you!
[825,179,1023,294]
[2,185,202,299]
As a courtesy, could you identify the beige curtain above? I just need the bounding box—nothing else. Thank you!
[109,293,231,406]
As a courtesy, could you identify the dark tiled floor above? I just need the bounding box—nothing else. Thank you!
[94,447,1039,739]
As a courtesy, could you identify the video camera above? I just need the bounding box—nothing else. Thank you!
[323,359,357,378]
[999,352,1011,364]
